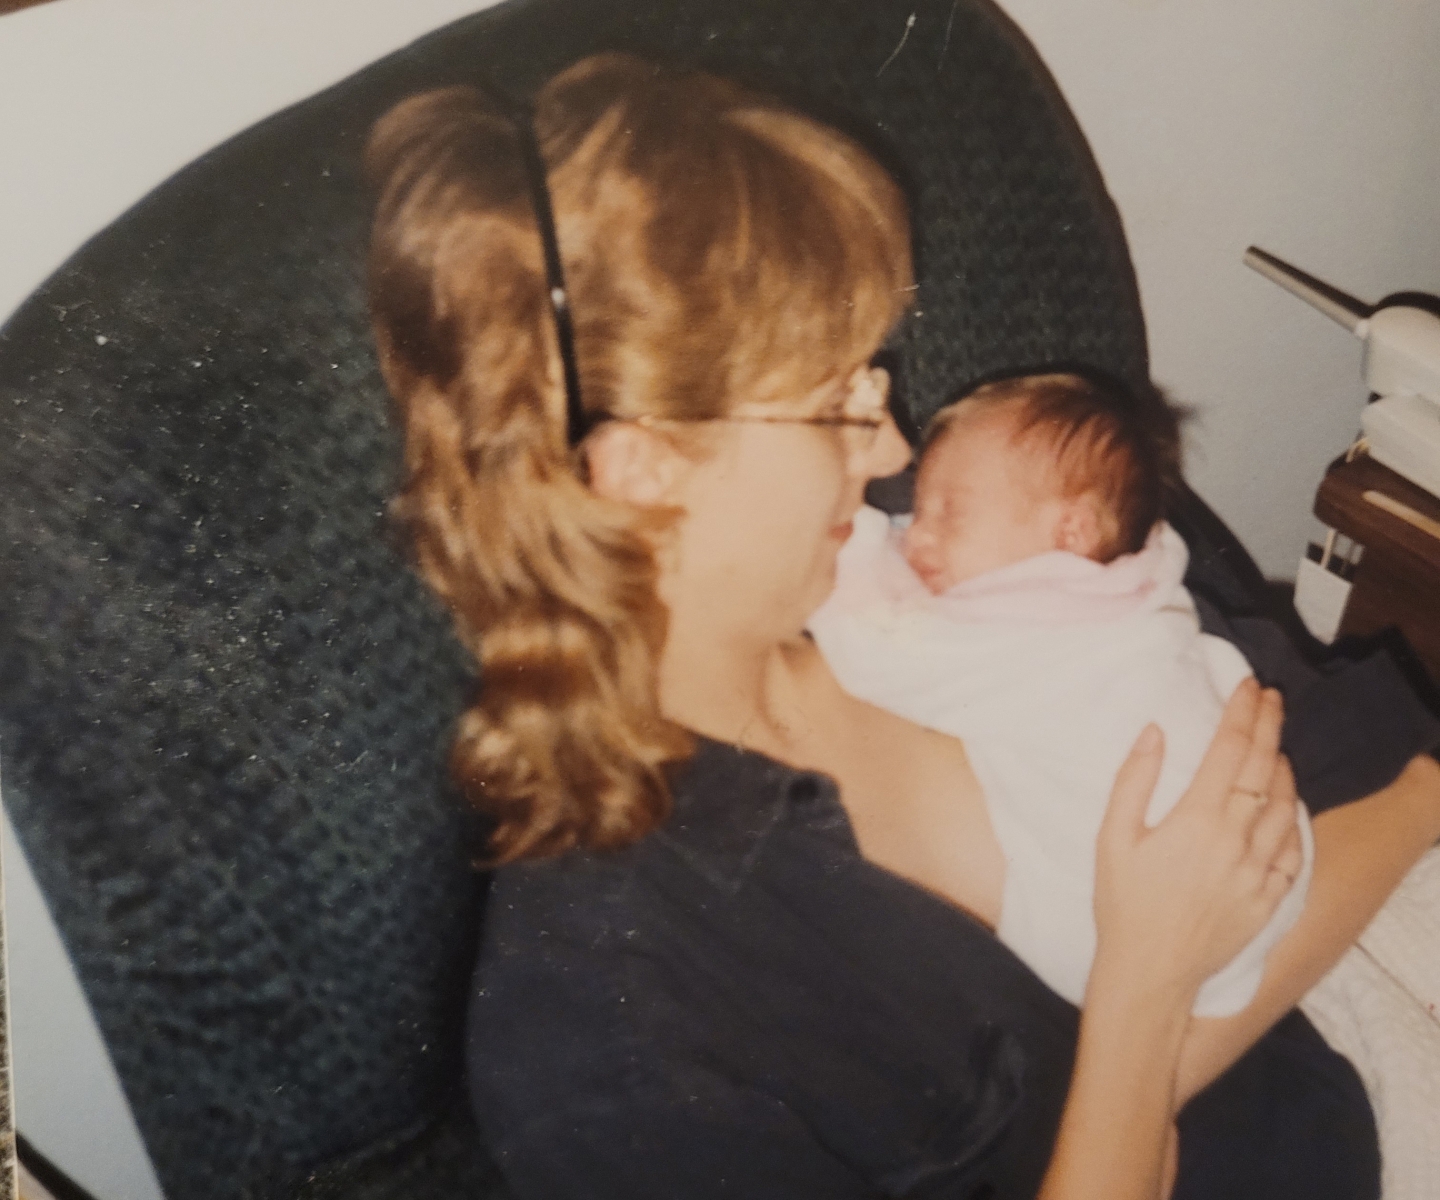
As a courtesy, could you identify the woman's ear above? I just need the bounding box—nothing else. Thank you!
[585,422,686,506]
[850,364,891,413]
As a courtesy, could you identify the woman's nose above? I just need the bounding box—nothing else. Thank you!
[864,414,913,480]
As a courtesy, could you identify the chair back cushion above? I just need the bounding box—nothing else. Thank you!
[0,1,1149,1194]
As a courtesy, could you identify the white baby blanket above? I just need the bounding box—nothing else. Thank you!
[809,506,1314,1016]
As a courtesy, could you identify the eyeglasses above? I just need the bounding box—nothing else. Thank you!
[592,411,891,457]
[507,97,895,457]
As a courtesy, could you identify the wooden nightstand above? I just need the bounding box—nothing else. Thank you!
[1314,452,1440,683]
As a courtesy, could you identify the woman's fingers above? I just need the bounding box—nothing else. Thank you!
[1248,794,1301,885]
[1268,834,1306,890]
[1095,687,1303,998]
[1246,756,1304,895]
[1225,686,1284,821]
[1180,678,1261,815]
[1179,682,1288,857]
[1246,754,1297,857]
[1095,683,1301,992]
[1101,723,1166,848]
[1222,693,1292,884]
[1258,833,1305,906]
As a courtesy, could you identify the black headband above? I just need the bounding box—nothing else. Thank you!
[510,106,590,447]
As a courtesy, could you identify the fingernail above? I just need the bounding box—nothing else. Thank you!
[1136,723,1162,753]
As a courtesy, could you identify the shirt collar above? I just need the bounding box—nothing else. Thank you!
[656,736,854,893]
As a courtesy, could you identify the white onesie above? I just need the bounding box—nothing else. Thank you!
[809,506,1313,1017]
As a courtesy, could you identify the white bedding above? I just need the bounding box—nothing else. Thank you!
[1302,846,1440,1199]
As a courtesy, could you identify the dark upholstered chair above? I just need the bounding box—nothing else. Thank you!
[0,0,1274,1195]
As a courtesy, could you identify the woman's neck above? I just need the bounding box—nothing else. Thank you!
[658,618,820,760]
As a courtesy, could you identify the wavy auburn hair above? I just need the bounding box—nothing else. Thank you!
[366,53,913,861]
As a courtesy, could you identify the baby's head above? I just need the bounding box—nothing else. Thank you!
[902,372,1180,594]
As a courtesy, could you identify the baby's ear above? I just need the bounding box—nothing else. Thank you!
[1053,492,1112,559]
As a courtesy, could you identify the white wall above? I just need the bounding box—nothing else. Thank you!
[0,4,498,1196]
[999,0,1440,576]
[0,0,497,323]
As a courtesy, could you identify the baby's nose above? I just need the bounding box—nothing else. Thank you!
[902,522,947,592]
[901,520,934,563]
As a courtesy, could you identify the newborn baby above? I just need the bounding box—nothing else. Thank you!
[810,372,1314,1016]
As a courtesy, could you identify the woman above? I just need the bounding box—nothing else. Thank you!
[365,53,1440,1198]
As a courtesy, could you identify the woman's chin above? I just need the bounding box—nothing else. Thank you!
[804,555,843,614]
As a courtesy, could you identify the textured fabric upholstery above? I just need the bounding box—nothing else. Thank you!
[0,0,1247,1195]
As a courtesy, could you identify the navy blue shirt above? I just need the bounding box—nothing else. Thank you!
[468,604,1436,1197]
[471,738,1081,1197]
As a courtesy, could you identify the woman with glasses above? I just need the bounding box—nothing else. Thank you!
[365,53,1437,1199]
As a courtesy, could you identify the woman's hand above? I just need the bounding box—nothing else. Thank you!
[1093,678,1303,1005]
[1039,679,1302,1200]
[1176,749,1440,1105]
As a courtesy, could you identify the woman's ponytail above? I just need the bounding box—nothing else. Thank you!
[366,85,690,862]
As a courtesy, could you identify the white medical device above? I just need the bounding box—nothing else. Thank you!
[1244,247,1440,499]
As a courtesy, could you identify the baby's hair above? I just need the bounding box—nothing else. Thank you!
[925,372,1182,561]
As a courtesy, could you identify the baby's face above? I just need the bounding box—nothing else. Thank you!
[902,406,1068,594]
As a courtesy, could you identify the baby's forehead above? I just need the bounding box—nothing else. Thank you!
[920,397,1057,478]
[913,431,1056,519]
[934,394,1027,439]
